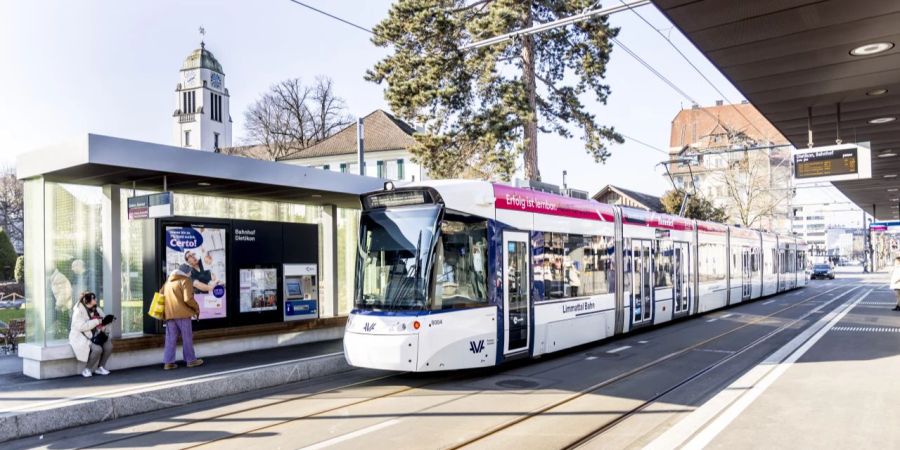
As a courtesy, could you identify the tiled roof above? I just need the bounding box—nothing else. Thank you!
[593,185,664,213]
[278,110,417,161]
[669,102,788,152]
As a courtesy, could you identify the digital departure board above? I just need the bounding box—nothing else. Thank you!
[794,148,859,179]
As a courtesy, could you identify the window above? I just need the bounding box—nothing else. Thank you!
[656,240,673,288]
[184,130,191,147]
[430,215,489,310]
[214,132,219,150]
[210,93,223,122]
[533,232,615,300]
[322,164,330,171]
[182,91,196,114]
[339,163,348,173]
[698,242,726,282]
[397,159,405,180]
[377,160,385,178]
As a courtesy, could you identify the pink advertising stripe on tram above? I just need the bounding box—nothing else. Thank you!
[492,184,616,222]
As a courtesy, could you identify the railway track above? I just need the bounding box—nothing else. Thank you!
[450,284,858,450]
[72,284,848,450]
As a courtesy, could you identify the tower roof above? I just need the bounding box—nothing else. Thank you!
[181,42,224,74]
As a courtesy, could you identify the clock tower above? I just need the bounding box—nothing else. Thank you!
[173,41,231,151]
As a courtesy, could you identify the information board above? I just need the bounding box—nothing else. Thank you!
[791,143,871,183]
[794,148,858,179]
[128,192,173,219]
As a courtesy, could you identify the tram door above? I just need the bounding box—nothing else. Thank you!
[631,239,653,325]
[673,242,690,315]
[503,232,530,355]
[741,247,752,301]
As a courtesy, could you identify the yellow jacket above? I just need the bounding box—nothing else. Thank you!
[163,271,201,320]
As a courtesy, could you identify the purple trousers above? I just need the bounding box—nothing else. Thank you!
[163,318,197,364]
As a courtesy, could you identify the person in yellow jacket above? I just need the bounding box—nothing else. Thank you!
[162,264,204,370]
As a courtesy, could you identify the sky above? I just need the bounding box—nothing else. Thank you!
[0,0,861,216]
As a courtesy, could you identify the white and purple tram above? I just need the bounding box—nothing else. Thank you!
[343,181,807,371]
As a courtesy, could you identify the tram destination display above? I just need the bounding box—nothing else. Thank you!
[794,148,858,179]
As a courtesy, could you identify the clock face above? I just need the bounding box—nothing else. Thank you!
[182,70,197,88]
[210,73,222,89]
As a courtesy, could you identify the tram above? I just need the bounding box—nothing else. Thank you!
[343,180,807,371]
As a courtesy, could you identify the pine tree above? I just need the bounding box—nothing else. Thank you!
[367,0,623,181]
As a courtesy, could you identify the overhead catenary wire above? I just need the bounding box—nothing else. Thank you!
[286,0,374,34]
[617,0,770,141]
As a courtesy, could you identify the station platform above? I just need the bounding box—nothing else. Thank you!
[0,338,349,443]
[648,271,900,449]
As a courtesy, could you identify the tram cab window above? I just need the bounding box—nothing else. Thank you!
[429,216,488,310]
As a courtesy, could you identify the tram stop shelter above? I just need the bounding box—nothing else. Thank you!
[16,134,382,379]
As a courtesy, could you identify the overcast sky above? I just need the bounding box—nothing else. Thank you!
[0,0,860,214]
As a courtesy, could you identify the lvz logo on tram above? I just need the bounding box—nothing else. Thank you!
[344,181,808,372]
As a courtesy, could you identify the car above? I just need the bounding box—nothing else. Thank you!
[810,263,835,280]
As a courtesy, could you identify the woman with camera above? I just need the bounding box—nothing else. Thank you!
[68,291,115,377]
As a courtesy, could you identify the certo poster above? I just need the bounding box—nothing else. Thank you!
[165,225,227,320]
[239,268,278,312]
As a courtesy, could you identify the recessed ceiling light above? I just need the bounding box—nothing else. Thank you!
[850,42,894,56]
[866,88,889,96]
[878,150,898,157]
[197,182,211,186]
[891,198,900,202]
[884,174,898,178]
[889,188,900,192]
[869,116,897,124]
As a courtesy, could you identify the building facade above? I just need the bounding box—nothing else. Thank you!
[592,185,663,212]
[172,42,232,151]
[667,102,792,233]
[279,110,427,182]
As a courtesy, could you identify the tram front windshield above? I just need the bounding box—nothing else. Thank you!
[357,205,440,310]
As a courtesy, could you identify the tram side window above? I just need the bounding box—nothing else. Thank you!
[429,217,488,310]
[656,240,672,288]
[583,235,615,296]
[698,242,726,282]
[534,232,615,300]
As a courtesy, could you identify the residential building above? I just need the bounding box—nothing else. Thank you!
[593,185,664,212]
[667,101,792,233]
[278,110,426,182]
[172,41,232,151]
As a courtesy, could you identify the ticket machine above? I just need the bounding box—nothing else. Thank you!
[283,263,318,321]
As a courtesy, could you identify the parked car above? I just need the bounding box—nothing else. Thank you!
[810,263,835,280]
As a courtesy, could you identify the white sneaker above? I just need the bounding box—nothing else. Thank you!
[95,367,110,376]
[81,368,93,378]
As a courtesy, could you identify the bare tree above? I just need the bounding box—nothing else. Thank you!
[0,167,23,251]
[712,139,792,230]
[243,77,352,160]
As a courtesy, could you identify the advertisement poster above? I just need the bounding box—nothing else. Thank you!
[240,268,278,312]
[165,225,227,320]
